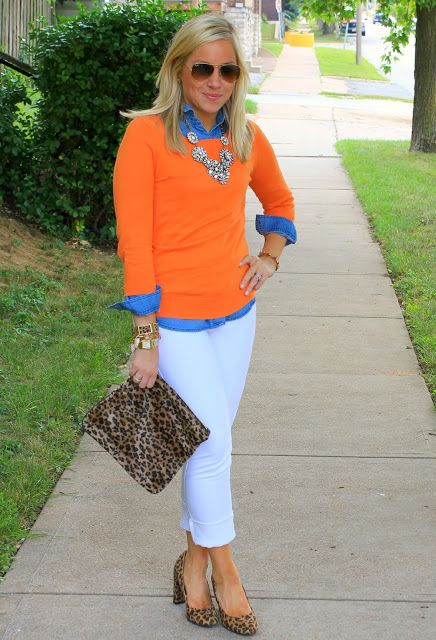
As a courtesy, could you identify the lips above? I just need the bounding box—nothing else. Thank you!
[203,93,222,101]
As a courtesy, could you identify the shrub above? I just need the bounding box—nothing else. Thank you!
[2,0,201,243]
[0,70,33,203]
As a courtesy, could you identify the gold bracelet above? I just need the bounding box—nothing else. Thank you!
[132,337,160,350]
[133,323,160,338]
[258,251,280,271]
[133,331,160,341]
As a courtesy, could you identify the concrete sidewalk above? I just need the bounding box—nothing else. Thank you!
[256,44,413,142]
[1,45,435,639]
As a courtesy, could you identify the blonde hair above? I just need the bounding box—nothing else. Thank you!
[121,13,254,162]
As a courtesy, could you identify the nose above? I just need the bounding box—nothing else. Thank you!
[206,68,222,87]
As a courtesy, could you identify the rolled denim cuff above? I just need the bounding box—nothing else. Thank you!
[255,214,297,245]
[107,285,162,315]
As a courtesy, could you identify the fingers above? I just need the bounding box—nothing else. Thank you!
[246,272,264,295]
[130,370,158,388]
[240,270,264,295]
[239,256,256,291]
[130,349,159,388]
[239,256,271,295]
[131,371,157,389]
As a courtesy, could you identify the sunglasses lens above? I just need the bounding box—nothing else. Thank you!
[190,63,240,83]
[191,63,214,80]
[220,65,240,82]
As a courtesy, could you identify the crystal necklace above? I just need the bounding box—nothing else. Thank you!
[183,116,233,185]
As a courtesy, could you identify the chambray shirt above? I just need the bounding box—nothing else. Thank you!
[108,104,297,331]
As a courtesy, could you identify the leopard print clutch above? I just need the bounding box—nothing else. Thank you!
[82,375,210,493]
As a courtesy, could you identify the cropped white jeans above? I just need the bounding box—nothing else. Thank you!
[157,302,256,548]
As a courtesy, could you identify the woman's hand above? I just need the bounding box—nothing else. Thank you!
[129,347,159,389]
[239,255,275,296]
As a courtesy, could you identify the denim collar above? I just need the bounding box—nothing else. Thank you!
[181,103,226,140]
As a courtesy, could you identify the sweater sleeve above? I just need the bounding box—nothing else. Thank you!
[249,122,296,239]
[113,117,156,296]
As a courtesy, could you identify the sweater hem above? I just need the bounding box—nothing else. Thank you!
[155,291,256,320]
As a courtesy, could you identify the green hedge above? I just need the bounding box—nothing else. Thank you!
[0,71,33,201]
[0,0,201,243]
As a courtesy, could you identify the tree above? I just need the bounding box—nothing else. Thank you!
[301,0,436,153]
[410,3,436,151]
[283,0,304,20]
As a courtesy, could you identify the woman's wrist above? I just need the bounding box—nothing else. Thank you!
[132,312,156,326]
[131,313,160,350]
[132,337,160,350]
[260,232,287,271]
[258,251,279,272]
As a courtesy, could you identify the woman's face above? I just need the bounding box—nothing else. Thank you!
[180,39,238,130]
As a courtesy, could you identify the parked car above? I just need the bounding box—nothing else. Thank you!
[340,18,366,36]
[373,12,383,24]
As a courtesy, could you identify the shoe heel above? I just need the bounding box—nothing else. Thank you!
[172,551,218,627]
[173,563,185,604]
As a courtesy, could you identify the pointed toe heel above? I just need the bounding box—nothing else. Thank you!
[173,550,218,627]
[211,575,258,636]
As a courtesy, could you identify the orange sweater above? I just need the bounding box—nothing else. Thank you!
[113,115,294,319]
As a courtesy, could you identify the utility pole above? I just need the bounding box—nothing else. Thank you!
[356,3,363,65]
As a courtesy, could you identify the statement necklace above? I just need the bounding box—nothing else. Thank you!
[183,117,233,185]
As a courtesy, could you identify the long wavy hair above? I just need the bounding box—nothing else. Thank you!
[121,13,254,162]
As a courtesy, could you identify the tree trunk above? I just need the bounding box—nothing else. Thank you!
[321,21,335,35]
[410,5,436,152]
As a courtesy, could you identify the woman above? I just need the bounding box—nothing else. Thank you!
[108,13,296,636]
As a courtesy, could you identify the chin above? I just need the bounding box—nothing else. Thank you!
[202,101,225,112]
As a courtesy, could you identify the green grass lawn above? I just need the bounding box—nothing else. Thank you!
[316,47,386,80]
[262,41,284,57]
[336,140,436,402]
[245,98,257,114]
[308,18,341,43]
[314,32,341,43]
[0,237,130,578]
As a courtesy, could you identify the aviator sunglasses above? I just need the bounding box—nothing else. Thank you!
[185,62,241,83]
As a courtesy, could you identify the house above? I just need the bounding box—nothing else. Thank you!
[94,0,261,65]
[0,0,261,67]
[262,0,281,21]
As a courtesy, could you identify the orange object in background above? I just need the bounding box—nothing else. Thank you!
[285,32,314,47]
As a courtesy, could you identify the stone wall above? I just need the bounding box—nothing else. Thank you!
[224,6,260,65]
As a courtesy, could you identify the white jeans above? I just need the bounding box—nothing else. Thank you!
[157,303,256,548]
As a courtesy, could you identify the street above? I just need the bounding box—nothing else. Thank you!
[347,18,415,97]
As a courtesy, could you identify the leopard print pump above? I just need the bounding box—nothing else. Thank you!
[173,550,218,627]
[211,575,258,636]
